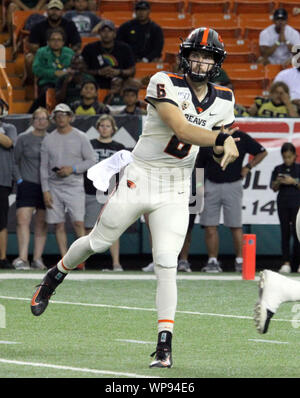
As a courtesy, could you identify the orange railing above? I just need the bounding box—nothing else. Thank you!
[0,66,13,114]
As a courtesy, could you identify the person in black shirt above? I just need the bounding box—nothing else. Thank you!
[24,0,81,84]
[271,142,300,273]
[81,19,136,89]
[116,0,164,63]
[178,130,267,273]
[84,114,125,271]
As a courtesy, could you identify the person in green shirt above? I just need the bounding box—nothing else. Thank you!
[30,27,74,113]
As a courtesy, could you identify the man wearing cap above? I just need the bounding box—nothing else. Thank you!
[25,0,81,84]
[81,19,136,89]
[116,0,164,63]
[40,103,95,268]
[259,8,300,66]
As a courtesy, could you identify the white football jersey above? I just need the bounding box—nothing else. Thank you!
[132,71,235,170]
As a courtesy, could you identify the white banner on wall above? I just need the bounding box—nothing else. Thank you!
[235,118,300,224]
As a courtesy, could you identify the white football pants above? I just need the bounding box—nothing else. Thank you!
[59,161,191,333]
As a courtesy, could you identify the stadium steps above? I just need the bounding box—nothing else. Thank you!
[0,35,33,114]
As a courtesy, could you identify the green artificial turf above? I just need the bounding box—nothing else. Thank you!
[0,271,300,378]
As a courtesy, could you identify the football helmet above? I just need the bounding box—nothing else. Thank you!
[179,27,226,82]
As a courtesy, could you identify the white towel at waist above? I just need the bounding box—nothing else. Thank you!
[87,149,133,191]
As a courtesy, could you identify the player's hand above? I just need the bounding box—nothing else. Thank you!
[213,125,240,153]
[221,135,239,170]
[43,191,53,208]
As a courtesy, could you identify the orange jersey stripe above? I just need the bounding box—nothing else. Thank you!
[200,28,210,45]
[214,85,232,92]
[158,319,175,324]
[166,73,184,80]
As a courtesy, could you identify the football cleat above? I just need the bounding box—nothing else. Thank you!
[31,266,66,316]
[31,283,55,316]
[149,346,173,368]
[254,271,276,334]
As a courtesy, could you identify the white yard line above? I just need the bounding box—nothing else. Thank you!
[248,339,289,345]
[0,272,259,281]
[0,295,297,324]
[116,339,155,345]
[0,358,156,378]
[0,341,21,344]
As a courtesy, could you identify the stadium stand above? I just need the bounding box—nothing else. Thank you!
[0,1,298,114]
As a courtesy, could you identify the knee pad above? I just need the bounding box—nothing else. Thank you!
[153,251,178,269]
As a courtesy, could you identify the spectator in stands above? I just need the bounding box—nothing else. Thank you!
[0,99,17,269]
[64,0,101,37]
[274,51,300,115]
[258,8,300,66]
[81,19,136,90]
[116,0,164,63]
[40,103,95,270]
[197,131,267,273]
[248,81,298,118]
[30,28,74,113]
[70,80,110,115]
[13,107,49,271]
[116,86,146,115]
[234,103,250,117]
[55,54,95,105]
[271,142,300,273]
[84,114,125,271]
[103,77,126,106]
[25,0,81,84]
[3,0,47,48]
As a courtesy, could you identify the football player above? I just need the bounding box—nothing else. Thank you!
[254,206,300,334]
[31,27,239,368]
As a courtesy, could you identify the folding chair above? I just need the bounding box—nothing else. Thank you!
[12,10,44,54]
[151,14,192,38]
[46,88,56,113]
[232,0,275,15]
[99,0,135,13]
[224,63,268,89]
[97,11,135,27]
[81,36,99,50]
[234,88,266,107]
[147,0,185,14]
[238,14,273,41]
[277,1,300,15]
[192,13,242,39]
[186,0,230,14]
[224,38,257,63]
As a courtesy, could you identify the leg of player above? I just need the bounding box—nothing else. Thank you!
[148,201,189,368]
[31,173,144,316]
[254,208,300,333]
[254,270,300,333]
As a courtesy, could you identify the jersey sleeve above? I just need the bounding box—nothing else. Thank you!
[212,89,235,130]
[145,71,179,107]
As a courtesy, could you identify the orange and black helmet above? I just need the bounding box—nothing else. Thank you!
[179,27,226,82]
